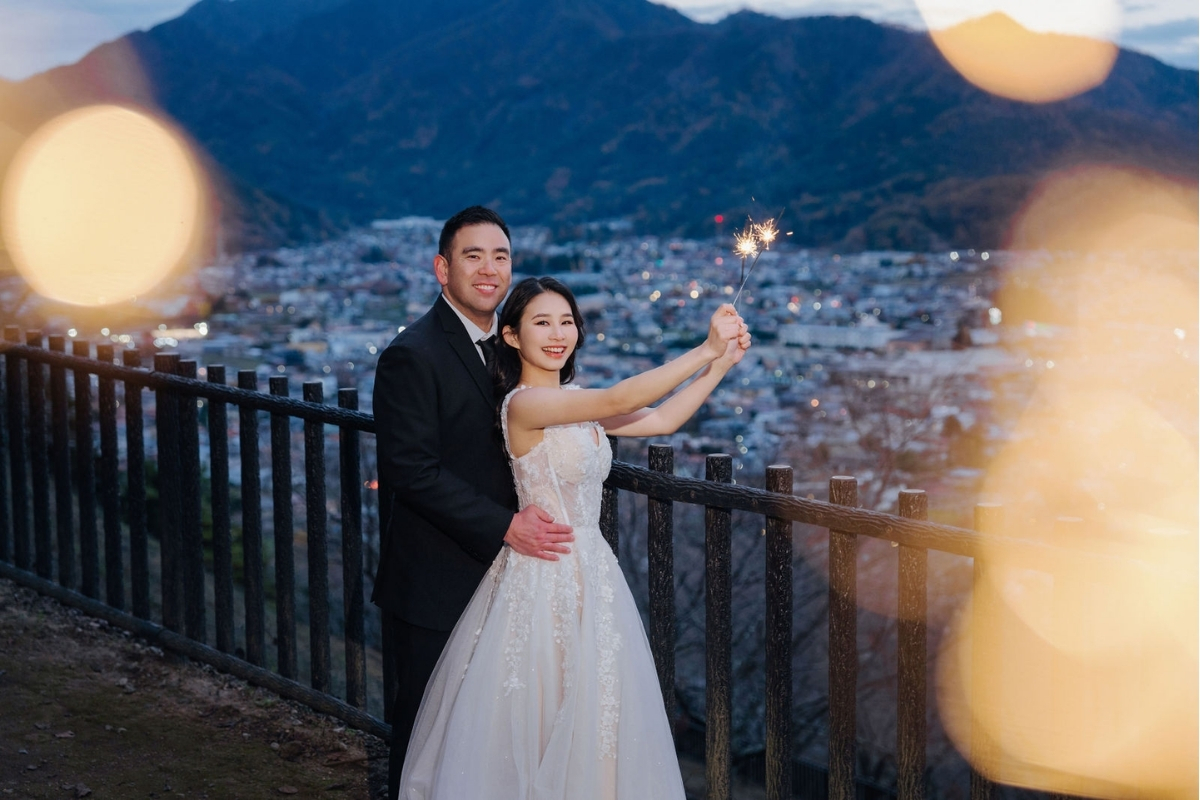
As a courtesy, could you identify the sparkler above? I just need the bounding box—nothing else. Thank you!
[730,212,783,307]
[734,229,759,288]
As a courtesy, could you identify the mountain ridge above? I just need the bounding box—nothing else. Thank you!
[0,0,1194,251]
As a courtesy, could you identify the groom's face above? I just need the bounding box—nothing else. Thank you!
[434,222,512,330]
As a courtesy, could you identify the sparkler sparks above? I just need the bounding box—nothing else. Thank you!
[734,229,759,287]
[734,230,759,259]
[754,218,778,249]
[730,211,782,307]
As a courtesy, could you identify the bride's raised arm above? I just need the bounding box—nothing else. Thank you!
[505,304,749,436]
[599,334,748,437]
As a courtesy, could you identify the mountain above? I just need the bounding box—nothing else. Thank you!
[0,0,1195,251]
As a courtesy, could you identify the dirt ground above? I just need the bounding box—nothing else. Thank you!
[0,578,388,799]
[0,576,768,800]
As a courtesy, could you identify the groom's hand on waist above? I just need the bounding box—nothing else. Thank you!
[504,506,574,561]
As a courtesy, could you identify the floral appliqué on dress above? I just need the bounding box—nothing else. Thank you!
[500,386,622,758]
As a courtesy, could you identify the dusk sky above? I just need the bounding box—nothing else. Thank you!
[0,0,1195,80]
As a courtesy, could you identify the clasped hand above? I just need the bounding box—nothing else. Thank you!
[706,304,752,366]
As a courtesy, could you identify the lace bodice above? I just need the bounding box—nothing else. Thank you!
[501,385,612,529]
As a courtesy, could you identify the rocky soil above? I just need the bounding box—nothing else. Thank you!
[0,578,388,799]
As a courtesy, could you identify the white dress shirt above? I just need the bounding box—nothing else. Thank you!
[442,292,497,364]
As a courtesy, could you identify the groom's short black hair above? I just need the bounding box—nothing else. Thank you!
[439,206,511,259]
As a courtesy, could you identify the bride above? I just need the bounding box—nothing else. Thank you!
[398,277,751,799]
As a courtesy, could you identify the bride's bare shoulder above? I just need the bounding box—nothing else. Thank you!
[506,386,564,415]
[510,383,598,410]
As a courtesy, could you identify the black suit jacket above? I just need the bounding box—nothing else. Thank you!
[370,295,516,630]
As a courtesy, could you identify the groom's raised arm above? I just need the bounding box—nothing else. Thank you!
[373,342,512,563]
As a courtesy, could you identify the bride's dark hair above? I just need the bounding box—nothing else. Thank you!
[492,276,586,428]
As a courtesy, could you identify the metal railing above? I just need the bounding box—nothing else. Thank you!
[0,328,1122,800]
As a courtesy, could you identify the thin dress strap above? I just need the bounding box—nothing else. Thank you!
[499,385,531,456]
[501,383,589,455]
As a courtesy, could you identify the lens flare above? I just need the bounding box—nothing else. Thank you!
[936,165,1198,798]
[1009,165,1198,253]
[1,104,204,306]
[916,1,1121,103]
[938,542,1197,798]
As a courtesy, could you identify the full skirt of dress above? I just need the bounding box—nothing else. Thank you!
[396,537,686,800]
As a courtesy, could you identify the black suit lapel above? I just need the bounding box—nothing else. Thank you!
[434,296,494,404]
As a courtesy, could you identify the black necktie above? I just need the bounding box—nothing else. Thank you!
[478,335,497,371]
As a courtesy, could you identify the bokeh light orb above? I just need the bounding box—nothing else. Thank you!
[917,0,1121,103]
[936,164,1198,798]
[1008,165,1199,253]
[1,104,203,306]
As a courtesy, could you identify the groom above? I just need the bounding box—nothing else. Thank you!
[372,205,575,798]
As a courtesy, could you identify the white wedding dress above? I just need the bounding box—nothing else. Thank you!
[397,387,687,800]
